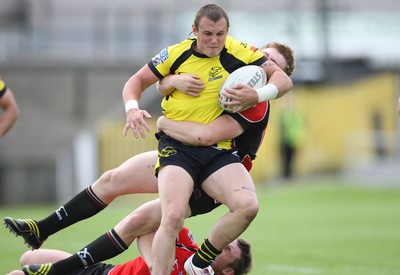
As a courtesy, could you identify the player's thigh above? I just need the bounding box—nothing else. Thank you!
[20,249,72,265]
[158,165,194,217]
[114,199,164,243]
[202,162,257,209]
[93,150,159,197]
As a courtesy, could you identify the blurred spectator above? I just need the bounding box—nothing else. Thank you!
[279,92,305,179]
[0,76,20,138]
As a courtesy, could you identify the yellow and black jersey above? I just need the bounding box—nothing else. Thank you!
[147,36,266,149]
[0,80,7,98]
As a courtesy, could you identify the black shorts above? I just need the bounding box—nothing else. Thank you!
[66,263,114,275]
[188,187,222,217]
[155,132,240,186]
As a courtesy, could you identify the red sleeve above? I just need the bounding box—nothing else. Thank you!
[172,227,199,274]
[109,257,151,275]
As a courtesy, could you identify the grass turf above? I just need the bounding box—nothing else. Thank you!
[1,179,400,274]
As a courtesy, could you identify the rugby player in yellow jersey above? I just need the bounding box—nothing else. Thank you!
[3,5,292,274]
[0,76,20,138]
[6,41,294,275]
[121,4,292,274]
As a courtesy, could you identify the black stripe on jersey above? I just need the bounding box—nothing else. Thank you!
[220,50,267,74]
[170,48,194,74]
[147,61,164,79]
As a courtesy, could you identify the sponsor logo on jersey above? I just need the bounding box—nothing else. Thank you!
[208,66,223,81]
[151,48,169,66]
[152,56,161,66]
[159,48,169,63]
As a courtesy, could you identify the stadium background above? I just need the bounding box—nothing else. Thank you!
[1,1,400,274]
[1,0,399,204]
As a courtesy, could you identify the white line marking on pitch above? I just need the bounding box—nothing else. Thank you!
[264,264,324,274]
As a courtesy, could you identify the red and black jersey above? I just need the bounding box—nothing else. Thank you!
[108,227,198,275]
[226,101,270,171]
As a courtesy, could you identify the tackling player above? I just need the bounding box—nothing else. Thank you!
[122,5,292,274]
[4,41,294,274]
[7,227,251,275]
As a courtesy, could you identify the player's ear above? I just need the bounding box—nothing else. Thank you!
[192,24,198,35]
[222,267,234,275]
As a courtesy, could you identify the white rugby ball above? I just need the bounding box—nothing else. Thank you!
[218,65,267,112]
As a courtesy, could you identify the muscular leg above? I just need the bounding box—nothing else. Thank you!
[20,249,72,266]
[91,151,159,203]
[137,231,156,269]
[18,190,193,274]
[113,199,163,246]
[7,249,72,275]
[5,151,159,246]
[192,162,258,267]
[151,166,194,275]
[45,199,163,274]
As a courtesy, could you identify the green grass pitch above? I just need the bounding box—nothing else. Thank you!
[1,178,400,274]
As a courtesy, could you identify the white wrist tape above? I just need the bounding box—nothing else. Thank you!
[125,100,139,113]
[256,84,279,102]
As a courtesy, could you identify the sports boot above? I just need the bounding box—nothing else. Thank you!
[22,263,54,275]
[4,217,47,249]
[184,254,214,275]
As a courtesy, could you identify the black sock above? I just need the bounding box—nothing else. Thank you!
[52,228,128,273]
[38,185,108,238]
[192,238,221,268]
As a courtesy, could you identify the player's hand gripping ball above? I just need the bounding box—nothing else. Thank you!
[218,65,267,112]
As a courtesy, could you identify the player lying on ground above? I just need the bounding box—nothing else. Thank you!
[7,227,252,275]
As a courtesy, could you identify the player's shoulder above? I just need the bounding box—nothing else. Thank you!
[225,36,261,54]
[168,38,195,54]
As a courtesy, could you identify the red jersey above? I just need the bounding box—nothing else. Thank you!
[228,101,270,171]
[109,227,198,275]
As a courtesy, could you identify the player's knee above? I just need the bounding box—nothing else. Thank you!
[95,170,113,189]
[163,211,185,232]
[247,201,259,219]
[238,199,259,222]
[247,201,259,220]
[97,168,122,194]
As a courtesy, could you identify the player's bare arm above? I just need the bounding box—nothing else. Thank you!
[157,73,205,97]
[157,115,243,146]
[122,65,158,139]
